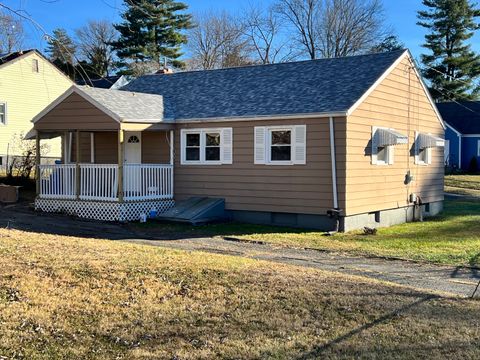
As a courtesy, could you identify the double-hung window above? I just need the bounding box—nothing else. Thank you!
[181,128,233,165]
[254,125,306,165]
[0,103,6,125]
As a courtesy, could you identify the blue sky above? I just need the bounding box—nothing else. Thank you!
[1,0,476,61]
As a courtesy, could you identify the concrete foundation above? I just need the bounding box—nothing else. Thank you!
[230,201,444,232]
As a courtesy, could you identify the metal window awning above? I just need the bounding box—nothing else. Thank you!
[374,128,408,147]
[417,133,445,149]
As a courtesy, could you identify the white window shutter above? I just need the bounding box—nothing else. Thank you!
[371,127,378,165]
[387,146,395,165]
[222,128,233,164]
[180,130,186,165]
[293,125,307,164]
[254,127,266,164]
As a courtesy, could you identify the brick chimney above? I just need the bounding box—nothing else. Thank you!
[156,67,174,75]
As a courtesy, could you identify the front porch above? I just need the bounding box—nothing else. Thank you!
[30,86,178,221]
[34,129,175,222]
[36,163,175,221]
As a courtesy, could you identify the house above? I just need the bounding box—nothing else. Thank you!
[76,75,130,89]
[437,101,480,171]
[29,49,445,231]
[0,50,73,168]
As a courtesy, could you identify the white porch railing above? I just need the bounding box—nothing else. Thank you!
[38,164,77,199]
[80,164,119,201]
[123,164,174,201]
[38,164,173,202]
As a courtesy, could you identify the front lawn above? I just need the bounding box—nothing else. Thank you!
[445,174,480,197]
[136,197,480,267]
[0,229,479,359]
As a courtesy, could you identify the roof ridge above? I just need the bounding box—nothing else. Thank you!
[141,49,407,78]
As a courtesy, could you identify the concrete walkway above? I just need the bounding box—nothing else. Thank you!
[2,201,479,298]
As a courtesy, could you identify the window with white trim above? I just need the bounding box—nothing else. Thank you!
[376,145,392,165]
[414,132,442,166]
[477,140,480,157]
[181,128,233,165]
[371,127,407,166]
[0,103,6,125]
[254,125,306,165]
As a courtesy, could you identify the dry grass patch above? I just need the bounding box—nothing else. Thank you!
[0,229,479,359]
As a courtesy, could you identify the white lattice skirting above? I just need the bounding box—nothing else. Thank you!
[35,198,175,222]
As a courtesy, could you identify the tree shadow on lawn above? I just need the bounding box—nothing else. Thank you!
[296,292,480,359]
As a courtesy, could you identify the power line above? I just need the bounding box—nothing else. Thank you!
[413,57,480,117]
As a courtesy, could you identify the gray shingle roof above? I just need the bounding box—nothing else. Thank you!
[122,50,406,121]
[79,86,170,122]
[437,101,480,134]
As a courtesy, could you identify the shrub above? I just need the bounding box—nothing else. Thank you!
[468,156,478,174]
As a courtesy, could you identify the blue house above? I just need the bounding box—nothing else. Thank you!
[437,101,480,171]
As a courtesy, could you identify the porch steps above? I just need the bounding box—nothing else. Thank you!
[155,197,228,225]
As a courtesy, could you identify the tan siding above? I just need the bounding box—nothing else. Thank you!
[35,93,119,131]
[71,132,92,163]
[142,131,170,164]
[0,52,72,157]
[174,118,343,215]
[345,55,444,216]
[94,132,118,164]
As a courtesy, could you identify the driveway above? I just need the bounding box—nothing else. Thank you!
[2,201,479,298]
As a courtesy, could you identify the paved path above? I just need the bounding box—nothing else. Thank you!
[129,237,480,298]
[2,201,479,298]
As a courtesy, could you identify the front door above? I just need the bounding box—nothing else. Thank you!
[124,132,142,194]
[124,132,142,164]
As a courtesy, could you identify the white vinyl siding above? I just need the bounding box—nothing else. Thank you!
[180,128,233,165]
[254,125,307,165]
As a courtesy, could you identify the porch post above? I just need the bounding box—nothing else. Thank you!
[169,130,174,198]
[169,130,174,165]
[118,129,124,202]
[35,132,41,196]
[75,130,81,200]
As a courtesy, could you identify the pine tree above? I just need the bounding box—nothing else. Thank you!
[418,0,480,101]
[112,0,192,74]
[46,28,77,79]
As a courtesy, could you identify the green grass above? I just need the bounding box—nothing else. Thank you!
[445,174,480,197]
[1,228,480,359]
[135,197,480,267]
[445,174,480,190]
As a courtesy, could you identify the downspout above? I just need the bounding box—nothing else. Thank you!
[329,117,339,209]
[328,116,341,233]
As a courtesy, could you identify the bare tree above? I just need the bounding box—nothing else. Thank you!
[187,11,252,70]
[275,0,387,59]
[274,0,322,59]
[242,4,293,64]
[318,0,386,58]
[75,20,118,77]
[0,11,24,53]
